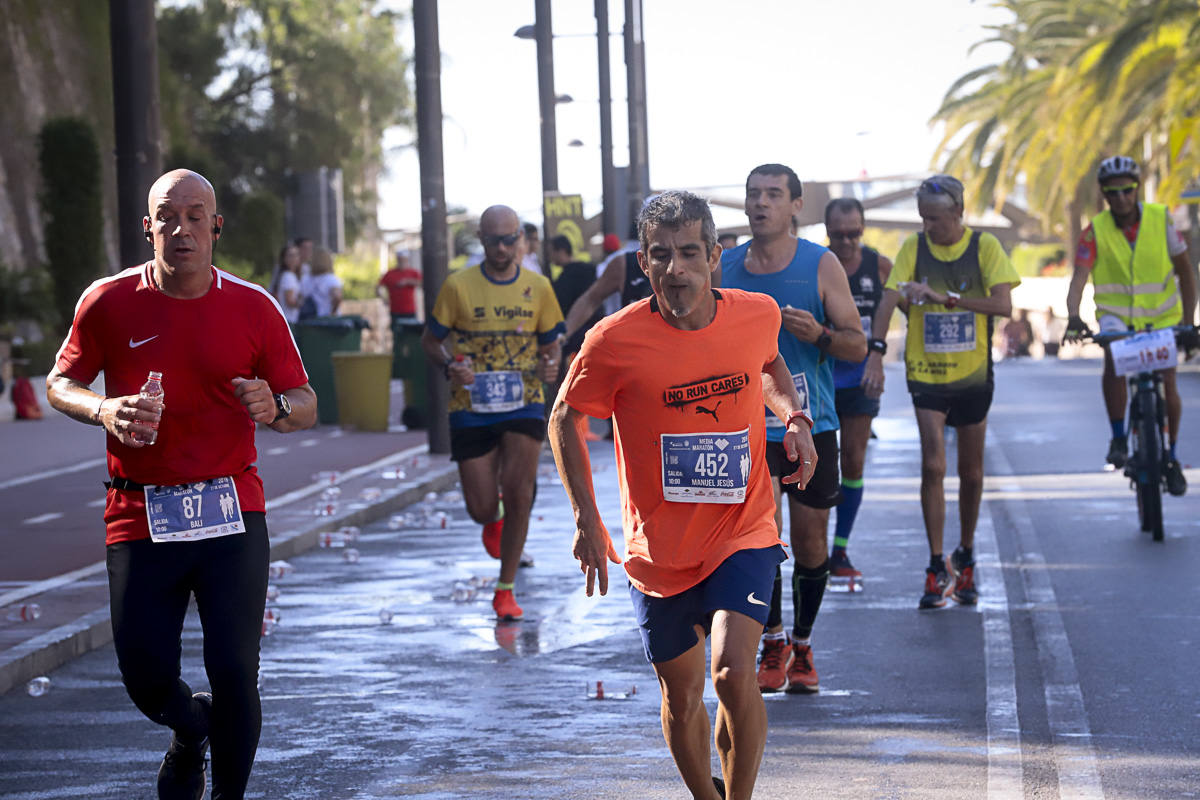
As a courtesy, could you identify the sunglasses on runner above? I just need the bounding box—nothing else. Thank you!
[482,231,522,247]
[828,230,863,241]
[1101,183,1138,198]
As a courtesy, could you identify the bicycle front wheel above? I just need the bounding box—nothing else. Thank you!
[1135,385,1164,541]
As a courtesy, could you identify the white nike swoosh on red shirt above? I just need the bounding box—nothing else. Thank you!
[129,335,159,348]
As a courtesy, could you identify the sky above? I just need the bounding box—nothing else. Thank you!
[377,0,1014,232]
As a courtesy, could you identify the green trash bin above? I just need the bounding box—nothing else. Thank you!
[292,316,368,425]
[331,352,392,431]
[392,320,429,429]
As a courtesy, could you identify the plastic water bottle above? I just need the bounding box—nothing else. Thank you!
[378,607,394,625]
[267,560,294,579]
[318,531,346,548]
[342,548,360,564]
[265,584,280,602]
[138,371,164,445]
[26,677,51,697]
[338,526,361,542]
[6,603,41,622]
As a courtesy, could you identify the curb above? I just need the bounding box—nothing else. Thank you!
[0,449,460,696]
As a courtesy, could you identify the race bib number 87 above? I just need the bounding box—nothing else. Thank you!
[661,428,751,504]
[145,477,245,543]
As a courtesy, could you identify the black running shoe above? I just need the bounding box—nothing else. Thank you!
[1165,459,1187,496]
[1106,437,1127,468]
[949,548,978,606]
[919,565,953,610]
[157,692,211,800]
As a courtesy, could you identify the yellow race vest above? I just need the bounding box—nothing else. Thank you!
[1092,204,1181,330]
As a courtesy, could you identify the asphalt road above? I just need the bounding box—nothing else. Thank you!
[1,356,1199,799]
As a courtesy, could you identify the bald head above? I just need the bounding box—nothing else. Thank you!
[479,205,519,235]
[147,169,216,216]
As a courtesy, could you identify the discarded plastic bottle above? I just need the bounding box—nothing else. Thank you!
[378,607,394,625]
[451,582,475,603]
[318,531,346,548]
[261,608,281,637]
[360,487,382,501]
[265,584,280,602]
[380,467,407,480]
[311,470,341,484]
[267,560,294,579]
[26,677,50,697]
[342,548,361,564]
[5,603,42,622]
[321,486,342,502]
[587,681,637,700]
[338,526,361,542]
[387,514,406,530]
[138,371,164,445]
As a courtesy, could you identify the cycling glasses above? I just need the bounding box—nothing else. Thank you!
[828,229,863,241]
[1101,183,1138,198]
[481,231,522,247]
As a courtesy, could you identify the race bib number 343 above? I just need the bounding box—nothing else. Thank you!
[661,428,751,504]
[145,477,245,543]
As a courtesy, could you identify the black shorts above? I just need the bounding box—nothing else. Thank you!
[835,385,881,419]
[449,417,545,462]
[765,430,841,509]
[911,388,993,428]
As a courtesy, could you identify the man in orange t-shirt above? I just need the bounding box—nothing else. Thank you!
[550,191,817,800]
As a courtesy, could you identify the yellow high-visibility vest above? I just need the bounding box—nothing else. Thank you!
[1091,203,1181,329]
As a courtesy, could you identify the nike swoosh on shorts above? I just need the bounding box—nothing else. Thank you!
[746,592,767,606]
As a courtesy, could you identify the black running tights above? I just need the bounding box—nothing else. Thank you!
[107,513,269,800]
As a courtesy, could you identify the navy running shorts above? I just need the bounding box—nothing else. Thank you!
[911,388,993,428]
[765,430,842,509]
[449,417,545,462]
[629,545,787,664]
[835,385,881,419]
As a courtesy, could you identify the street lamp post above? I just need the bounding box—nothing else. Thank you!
[534,0,558,197]
[624,0,650,222]
[595,0,618,238]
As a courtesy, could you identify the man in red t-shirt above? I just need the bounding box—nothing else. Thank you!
[378,249,422,327]
[550,191,817,799]
[47,169,316,800]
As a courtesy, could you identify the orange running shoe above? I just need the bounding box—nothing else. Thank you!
[481,517,503,559]
[756,637,793,693]
[492,588,523,620]
[786,643,819,694]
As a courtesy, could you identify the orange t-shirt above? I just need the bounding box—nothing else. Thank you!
[560,289,786,597]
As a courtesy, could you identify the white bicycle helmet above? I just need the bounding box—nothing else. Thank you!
[1097,156,1140,182]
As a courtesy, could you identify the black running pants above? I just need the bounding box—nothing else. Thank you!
[107,512,269,800]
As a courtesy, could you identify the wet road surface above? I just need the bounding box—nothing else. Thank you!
[2,358,1199,798]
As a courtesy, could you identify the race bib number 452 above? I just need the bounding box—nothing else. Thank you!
[145,477,245,543]
[661,428,751,504]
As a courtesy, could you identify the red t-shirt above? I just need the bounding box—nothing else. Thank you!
[560,289,786,597]
[56,263,309,544]
[379,267,422,315]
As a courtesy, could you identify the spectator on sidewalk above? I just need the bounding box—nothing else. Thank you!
[378,249,422,329]
[270,244,303,324]
[45,168,316,799]
[301,247,343,318]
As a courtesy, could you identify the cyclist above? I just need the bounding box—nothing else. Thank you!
[1065,156,1197,495]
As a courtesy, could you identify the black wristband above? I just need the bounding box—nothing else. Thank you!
[816,326,833,352]
[442,360,452,379]
[868,337,888,355]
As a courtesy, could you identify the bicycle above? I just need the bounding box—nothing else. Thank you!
[1084,324,1198,541]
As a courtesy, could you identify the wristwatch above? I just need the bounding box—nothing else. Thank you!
[272,393,292,423]
[868,337,888,355]
[815,326,834,352]
[945,291,961,309]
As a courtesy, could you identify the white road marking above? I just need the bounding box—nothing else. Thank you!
[23,512,64,525]
[0,458,107,492]
[264,447,289,456]
[299,439,319,448]
[87,498,105,508]
[989,446,1105,799]
[977,508,1023,798]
